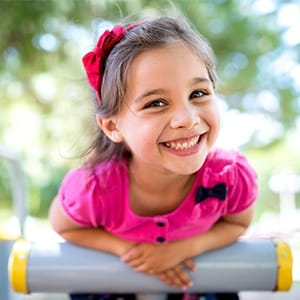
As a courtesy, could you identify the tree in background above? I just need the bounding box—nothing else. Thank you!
[0,0,299,218]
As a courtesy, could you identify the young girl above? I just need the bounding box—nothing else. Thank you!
[49,16,257,300]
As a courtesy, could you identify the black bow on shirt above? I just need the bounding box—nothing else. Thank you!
[196,183,227,203]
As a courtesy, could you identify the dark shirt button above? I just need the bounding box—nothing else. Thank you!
[156,237,165,243]
[156,221,165,227]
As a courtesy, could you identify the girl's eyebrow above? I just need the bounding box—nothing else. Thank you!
[133,88,165,104]
[191,77,211,84]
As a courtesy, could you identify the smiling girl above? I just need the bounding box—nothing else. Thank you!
[49,16,257,300]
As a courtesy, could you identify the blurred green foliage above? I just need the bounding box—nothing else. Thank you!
[0,0,299,220]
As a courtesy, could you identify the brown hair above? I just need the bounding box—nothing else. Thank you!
[83,16,217,165]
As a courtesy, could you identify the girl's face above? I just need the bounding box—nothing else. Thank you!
[115,42,220,175]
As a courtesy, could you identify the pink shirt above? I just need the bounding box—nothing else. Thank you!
[58,148,257,243]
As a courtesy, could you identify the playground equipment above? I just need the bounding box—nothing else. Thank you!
[9,238,292,296]
[0,146,27,300]
[0,146,27,236]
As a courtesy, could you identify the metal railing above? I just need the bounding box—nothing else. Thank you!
[0,146,27,300]
[0,146,27,235]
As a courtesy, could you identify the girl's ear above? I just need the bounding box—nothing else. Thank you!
[96,115,123,143]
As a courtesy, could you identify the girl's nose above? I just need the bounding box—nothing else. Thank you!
[169,104,200,129]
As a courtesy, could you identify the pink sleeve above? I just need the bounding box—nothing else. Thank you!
[58,167,102,227]
[226,152,258,214]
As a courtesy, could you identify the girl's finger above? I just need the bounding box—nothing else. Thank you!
[163,267,188,290]
[172,265,193,290]
[182,258,196,271]
[134,264,154,274]
[156,272,173,286]
[121,249,141,262]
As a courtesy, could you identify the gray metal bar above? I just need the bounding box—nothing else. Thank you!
[0,147,27,300]
[0,146,27,235]
[24,239,278,293]
[0,241,14,300]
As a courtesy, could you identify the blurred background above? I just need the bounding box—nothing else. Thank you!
[0,0,299,286]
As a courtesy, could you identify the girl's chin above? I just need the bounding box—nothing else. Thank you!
[166,157,207,175]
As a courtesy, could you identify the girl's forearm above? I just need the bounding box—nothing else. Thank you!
[173,205,254,260]
[59,227,134,257]
[172,219,249,260]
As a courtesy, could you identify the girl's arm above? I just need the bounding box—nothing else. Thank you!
[49,196,134,256]
[178,203,254,257]
[122,204,254,273]
[49,196,194,289]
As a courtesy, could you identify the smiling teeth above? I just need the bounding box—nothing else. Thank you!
[165,136,199,150]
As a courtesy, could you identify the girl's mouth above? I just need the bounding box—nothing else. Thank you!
[163,135,201,150]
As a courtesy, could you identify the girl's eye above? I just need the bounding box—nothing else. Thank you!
[143,99,166,109]
[190,90,207,99]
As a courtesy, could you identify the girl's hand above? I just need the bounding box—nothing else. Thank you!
[156,263,194,291]
[121,243,195,274]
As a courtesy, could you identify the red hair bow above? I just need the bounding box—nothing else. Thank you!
[82,22,141,105]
